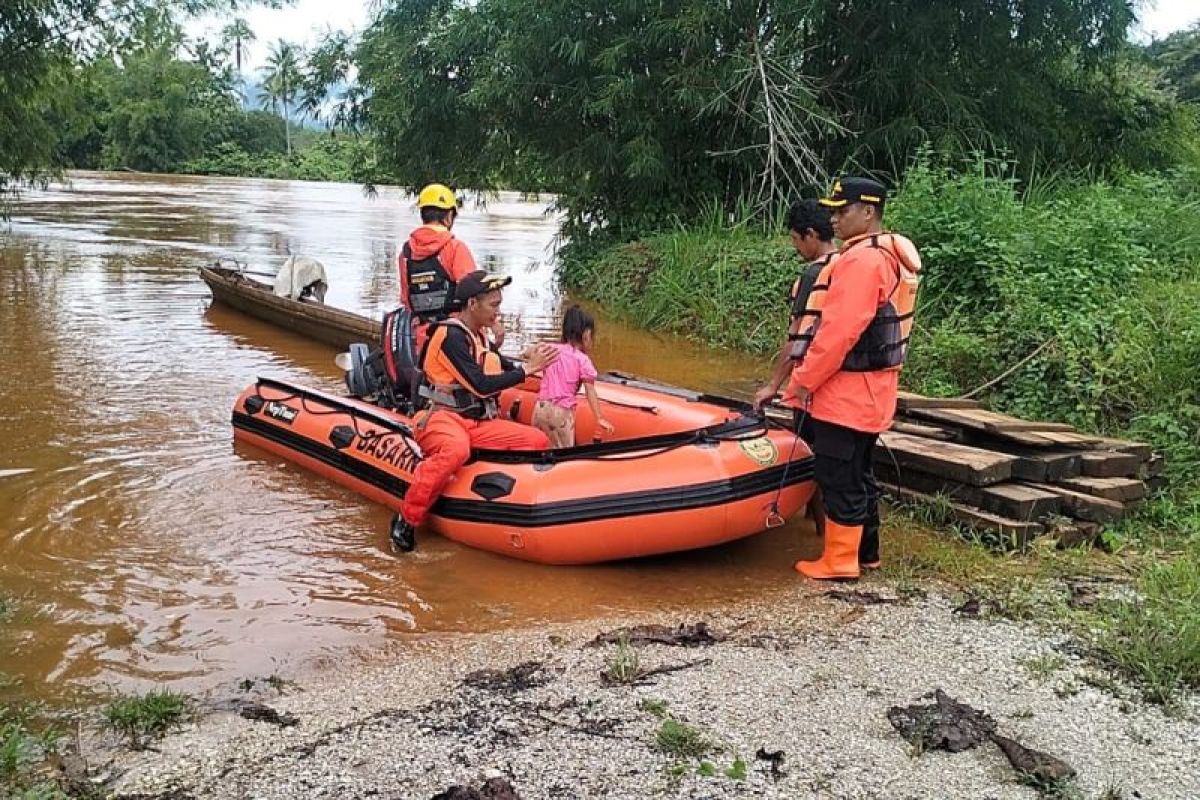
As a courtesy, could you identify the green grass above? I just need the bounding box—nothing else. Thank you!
[654,719,714,759]
[102,690,193,749]
[1023,654,1067,683]
[1086,545,1200,705]
[0,706,65,799]
[603,635,643,685]
[638,698,669,718]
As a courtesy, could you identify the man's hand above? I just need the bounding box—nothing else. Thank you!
[523,343,559,375]
[791,385,811,407]
[488,318,506,349]
[752,385,778,410]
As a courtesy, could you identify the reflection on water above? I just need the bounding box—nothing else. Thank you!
[0,172,807,708]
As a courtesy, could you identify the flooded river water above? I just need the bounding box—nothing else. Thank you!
[0,173,814,708]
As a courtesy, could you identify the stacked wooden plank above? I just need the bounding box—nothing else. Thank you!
[872,392,1165,548]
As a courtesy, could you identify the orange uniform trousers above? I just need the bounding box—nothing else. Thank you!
[399,409,550,526]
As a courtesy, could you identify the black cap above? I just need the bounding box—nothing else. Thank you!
[819,177,887,209]
[454,270,512,302]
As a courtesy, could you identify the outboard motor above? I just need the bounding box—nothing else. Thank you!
[343,307,425,414]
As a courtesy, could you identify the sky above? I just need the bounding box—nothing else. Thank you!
[192,0,1199,76]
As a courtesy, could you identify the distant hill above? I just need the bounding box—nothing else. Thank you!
[235,75,328,130]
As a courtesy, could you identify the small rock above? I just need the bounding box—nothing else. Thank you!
[991,734,1076,783]
[238,701,299,728]
[953,597,982,618]
[589,622,723,648]
[887,689,997,753]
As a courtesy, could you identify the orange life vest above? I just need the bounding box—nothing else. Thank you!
[420,318,506,418]
[794,233,920,372]
[787,254,837,364]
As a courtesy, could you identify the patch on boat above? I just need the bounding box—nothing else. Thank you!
[264,401,299,424]
[738,436,777,466]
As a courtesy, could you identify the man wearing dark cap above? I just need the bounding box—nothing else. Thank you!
[390,271,558,551]
[784,177,923,580]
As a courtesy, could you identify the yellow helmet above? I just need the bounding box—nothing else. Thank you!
[417,183,457,210]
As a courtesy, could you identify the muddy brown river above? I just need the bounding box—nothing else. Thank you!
[0,172,814,708]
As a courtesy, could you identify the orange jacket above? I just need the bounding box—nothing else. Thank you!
[787,232,921,433]
[398,224,478,309]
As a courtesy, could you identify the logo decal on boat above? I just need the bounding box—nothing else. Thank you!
[354,432,420,473]
[264,402,299,424]
[739,436,778,466]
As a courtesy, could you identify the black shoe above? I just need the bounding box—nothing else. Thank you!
[390,514,416,552]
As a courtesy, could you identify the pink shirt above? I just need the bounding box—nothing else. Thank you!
[537,343,598,409]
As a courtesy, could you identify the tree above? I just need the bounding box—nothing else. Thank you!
[1149,23,1200,104]
[221,17,256,75]
[352,0,1184,243]
[101,41,239,171]
[1,1,280,201]
[259,39,302,158]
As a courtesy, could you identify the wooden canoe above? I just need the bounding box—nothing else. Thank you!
[199,265,380,351]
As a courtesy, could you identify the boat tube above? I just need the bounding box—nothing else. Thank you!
[231,373,815,564]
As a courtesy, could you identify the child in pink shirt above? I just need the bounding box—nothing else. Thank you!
[532,305,615,448]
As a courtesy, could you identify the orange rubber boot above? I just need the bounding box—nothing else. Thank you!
[795,520,863,580]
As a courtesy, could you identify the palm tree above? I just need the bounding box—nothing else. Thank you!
[222,18,255,102]
[221,18,255,75]
[259,40,301,158]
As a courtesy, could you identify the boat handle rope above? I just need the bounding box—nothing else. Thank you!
[762,407,806,529]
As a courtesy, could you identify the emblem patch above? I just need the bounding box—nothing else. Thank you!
[739,436,778,466]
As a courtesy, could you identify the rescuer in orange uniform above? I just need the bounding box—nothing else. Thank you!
[390,271,557,551]
[398,183,503,348]
[785,177,921,580]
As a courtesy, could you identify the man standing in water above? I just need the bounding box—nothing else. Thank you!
[390,271,557,552]
[785,178,921,580]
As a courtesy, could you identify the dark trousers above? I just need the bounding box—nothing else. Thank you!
[809,418,881,564]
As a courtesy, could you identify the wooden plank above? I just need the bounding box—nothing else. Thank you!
[1043,518,1104,549]
[1027,430,1103,448]
[908,407,1077,435]
[1145,475,1170,494]
[976,484,1063,521]
[1139,455,1165,479]
[897,391,983,411]
[874,465,1060,520]
[1080,451,1144,478]
[880,482,1043,547]
[1089,437,1154,460]
[1056,476,1147,503]
[950,408,1078,433]
[876,432,1016,487]
[976,445,1082,483]
[889,420,956,441]
[1025,483,1126,524]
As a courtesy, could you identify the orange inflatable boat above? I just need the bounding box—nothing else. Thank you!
[231,373,814,564]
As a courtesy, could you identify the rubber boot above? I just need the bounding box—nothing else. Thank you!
[860,515,881,569]
[390,513,416,553]
[795,520,863,580]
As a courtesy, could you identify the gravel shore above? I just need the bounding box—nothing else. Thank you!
[103,580,1198,800]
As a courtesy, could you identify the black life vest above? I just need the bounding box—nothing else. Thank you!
[402,240,456,322]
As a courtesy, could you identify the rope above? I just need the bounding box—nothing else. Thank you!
[763,405,805,528]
